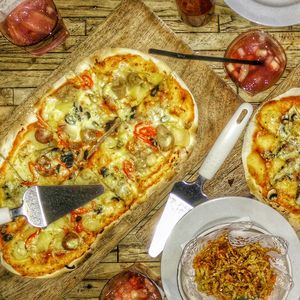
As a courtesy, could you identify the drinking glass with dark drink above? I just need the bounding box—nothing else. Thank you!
[0,0,69,56]
[175,0,215,27]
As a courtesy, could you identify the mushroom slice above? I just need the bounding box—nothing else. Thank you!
[127,72,143,86]
[111,77,126,99]
[156,124,175,152]
[35,127,53,144]
[62,232,80,250]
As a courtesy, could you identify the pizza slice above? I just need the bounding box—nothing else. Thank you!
[242,88,300,232]
[0,156,26,209]
[0,122,82,187]
[0,188,128,277]
[36,73,118,154]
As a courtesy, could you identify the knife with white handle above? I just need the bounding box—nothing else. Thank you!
[148,102,253,257]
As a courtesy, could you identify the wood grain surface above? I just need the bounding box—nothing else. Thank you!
[0,1,300,299]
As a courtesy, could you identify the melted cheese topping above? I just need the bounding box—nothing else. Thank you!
[245,96,300,217]
[0,51,197,277]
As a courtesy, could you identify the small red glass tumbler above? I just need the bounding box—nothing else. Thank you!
[175,0,215,27]
[224,30,287,95]
[0,0,69,56]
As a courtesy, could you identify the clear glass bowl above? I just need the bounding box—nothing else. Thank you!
[179,221,293,300]
[99,270,162,300]
[224,30,287,95]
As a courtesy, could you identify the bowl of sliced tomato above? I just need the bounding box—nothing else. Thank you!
[224,30,287,95]
[99,270,163,300]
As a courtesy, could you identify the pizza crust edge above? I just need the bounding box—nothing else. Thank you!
[0,48,198,277]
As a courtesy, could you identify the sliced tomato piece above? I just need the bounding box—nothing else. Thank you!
[81,72,94,89]
[71,208,89,233]
[22,161,38,186]
[70,71,94,90]
[123,160,135,180]
[25,229,41,249]
[72,207,89,215]
[134,122,157,150]
[74,221,83,233]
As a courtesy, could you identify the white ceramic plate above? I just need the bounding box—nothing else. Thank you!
[161,197,300,300]
[224,0,300,26]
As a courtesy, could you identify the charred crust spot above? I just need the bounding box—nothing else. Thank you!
[65,264,76,270]
[84,252,93,260]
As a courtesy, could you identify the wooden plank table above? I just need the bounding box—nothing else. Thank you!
[0,1,300,299]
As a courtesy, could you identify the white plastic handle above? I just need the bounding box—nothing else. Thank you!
[0,207,12,225]
[199,102,253,180]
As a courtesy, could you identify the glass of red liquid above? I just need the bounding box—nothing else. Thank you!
[99,270,162,300]
[0,0,69,56]
[175,0,215,27]
[224,30,287,95]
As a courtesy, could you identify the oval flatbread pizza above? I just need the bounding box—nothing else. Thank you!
[0,48,198,277]
[242,88,300,234]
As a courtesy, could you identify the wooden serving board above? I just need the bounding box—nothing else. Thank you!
[0,0,244,299]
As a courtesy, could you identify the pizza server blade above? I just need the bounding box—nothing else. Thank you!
[0,185,105,228]
[148,103,253,257]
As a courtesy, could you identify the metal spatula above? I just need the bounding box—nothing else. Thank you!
[148,103,253,257]
[0,185,105,228]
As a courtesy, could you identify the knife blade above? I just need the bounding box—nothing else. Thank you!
[148,103,253,257]
[0,184,105,228]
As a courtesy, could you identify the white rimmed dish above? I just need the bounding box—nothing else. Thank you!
[224,0,300,26]
[161,197,300,300]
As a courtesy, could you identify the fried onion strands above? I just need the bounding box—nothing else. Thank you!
[193,232,277,300]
